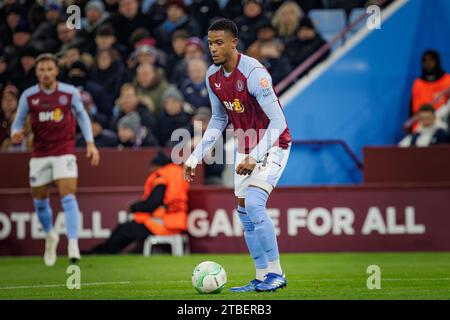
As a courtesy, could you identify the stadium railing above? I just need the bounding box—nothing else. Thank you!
[275,0,391,94]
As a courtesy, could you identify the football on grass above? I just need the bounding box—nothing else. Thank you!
[192,261,227,294]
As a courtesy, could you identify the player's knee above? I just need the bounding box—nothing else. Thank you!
[237,211,254,232]
[58,184,76,197]
[31,186,49,199]
[245,187,268,223]
[238,197,245,207]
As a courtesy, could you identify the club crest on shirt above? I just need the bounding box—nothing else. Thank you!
[236,79,244,92]
[59,95,68,106]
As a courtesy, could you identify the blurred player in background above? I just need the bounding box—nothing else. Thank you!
[11,53,100,265]
[183,19,291,292]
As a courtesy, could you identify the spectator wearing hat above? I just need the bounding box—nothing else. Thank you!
[0,84,33,152]
[129,29,154,50]
[67,60,111,117]
[11,45,39,92]
[411,50,450,125]
[79,0,111,53]
[284,17,329,73]
[76,113,119,148]
[235,0,272,49]
[86,150,189,254]
[127,42,160,72]
[32,1,64,53]
[157,85,192,147]
[171,36,206,86]
[91,48,131,108]
[131,34,168,70]
[111,83,157,134]
[110,0,154,53]
[180,58,210,110]
[117,111,159,149]
[134,62,170,116]
[155,0,201,53]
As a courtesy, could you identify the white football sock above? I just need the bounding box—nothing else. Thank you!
[268,259,283,275]
[256,268,268,281]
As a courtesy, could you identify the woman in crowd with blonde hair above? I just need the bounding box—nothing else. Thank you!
[271,1,305,41]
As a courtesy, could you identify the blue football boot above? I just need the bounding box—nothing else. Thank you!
[255,273,287,292]
[229,279,262,292]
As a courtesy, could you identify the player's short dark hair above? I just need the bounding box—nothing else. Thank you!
[208,18,238,38]
[36,53,58,67]
[418,104,435,114]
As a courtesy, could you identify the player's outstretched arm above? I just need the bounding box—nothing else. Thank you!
[247,68,287,162]
[86,141,100,166]
[183,77,228,182]
[10,91,30,144]
[71,87,100,166]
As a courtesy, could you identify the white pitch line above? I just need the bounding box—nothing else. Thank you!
[0,281,130,290]
[1,278,448,290]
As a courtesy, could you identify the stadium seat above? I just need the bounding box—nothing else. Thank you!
[308,9,347,50]
[348,8,367,36]
[143,234,190,256]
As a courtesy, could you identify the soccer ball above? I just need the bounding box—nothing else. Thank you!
[192,261,227,294]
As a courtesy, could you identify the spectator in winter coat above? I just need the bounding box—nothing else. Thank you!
[111,83,157,134]
[157,86,192,147]
[134,63,170,116]
[180,59,209,110]
[117,111,159,149]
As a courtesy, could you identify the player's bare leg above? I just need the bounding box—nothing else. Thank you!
[32,184,59,266]
[230,197,269,292]
[55,178,81,264]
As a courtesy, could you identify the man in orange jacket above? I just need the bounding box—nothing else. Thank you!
[88,151,189,254]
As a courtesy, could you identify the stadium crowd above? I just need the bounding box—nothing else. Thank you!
[0,0,392,149]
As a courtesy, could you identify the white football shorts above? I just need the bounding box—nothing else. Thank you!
[234,144,291,198]
[29,154,78,187]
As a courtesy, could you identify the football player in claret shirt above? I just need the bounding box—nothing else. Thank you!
[11,53,100,266]
[183,19,292,292]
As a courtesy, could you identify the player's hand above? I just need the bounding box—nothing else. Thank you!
[86,142,100,166]
[183,155,198,182]
[236,156,257,175]
[11,130,24,144]
[183,164,196,182]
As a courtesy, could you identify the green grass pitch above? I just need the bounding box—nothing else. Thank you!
[0,252,449,299]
